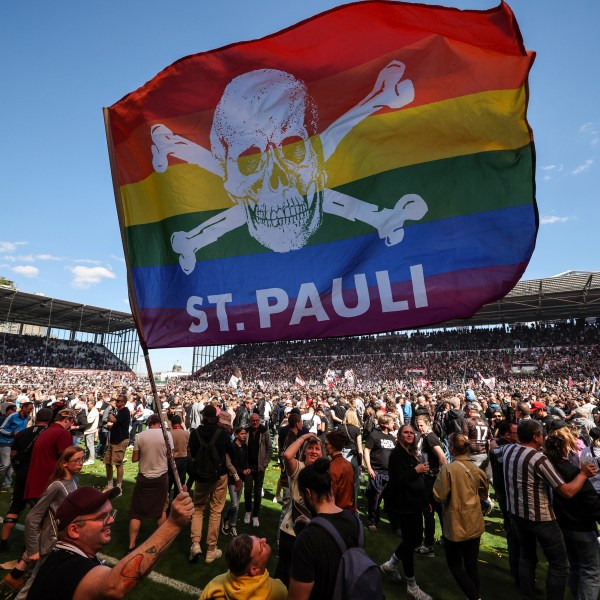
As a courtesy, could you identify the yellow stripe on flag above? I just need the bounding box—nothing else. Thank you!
[121,87,530,227]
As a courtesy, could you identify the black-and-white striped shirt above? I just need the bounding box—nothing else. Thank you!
[498,444,565,522]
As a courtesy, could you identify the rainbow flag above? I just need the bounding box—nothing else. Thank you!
[105,0,537,349]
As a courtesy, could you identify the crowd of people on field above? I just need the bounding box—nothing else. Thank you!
[0,320,598,598]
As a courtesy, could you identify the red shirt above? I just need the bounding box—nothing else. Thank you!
[24,423,72,500]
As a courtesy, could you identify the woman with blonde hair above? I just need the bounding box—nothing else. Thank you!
[433,433,488,600]
[4,446,84,595]
[274,432,323,587]
[548,424,581,466]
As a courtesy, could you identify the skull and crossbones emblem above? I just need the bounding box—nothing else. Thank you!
[151,60,428,275]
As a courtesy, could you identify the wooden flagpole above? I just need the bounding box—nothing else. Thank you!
[102,108,183,493]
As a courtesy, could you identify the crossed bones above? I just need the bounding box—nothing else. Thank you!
[151,61,428,275]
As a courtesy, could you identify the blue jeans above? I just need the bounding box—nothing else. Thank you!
[225,483,244,526]
[562,528,600,600]
[511,515,568,600]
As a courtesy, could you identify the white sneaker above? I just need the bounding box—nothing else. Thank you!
[252,517,259,527]
[82,460,95,466]
[407,585,432,600]
[272,496,280,504]
[380,561,402,583]
[244,512,251,524]
[189,541,201,563]
[205,547,222,564]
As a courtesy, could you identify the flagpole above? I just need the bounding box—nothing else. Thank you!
[142,347,183,493]
[103,107,183,494]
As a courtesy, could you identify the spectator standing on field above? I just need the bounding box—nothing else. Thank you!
[84,397,99,466]
[243,413,271,528]
[496,419,597,599]
[104,394,130,495]
[0,401,34,490]
[24,408,75,502]
[363,414,396,531]
[0,408,53,552]
[189,405,234,565]
[433,433,488,600]
[128,414,173,551]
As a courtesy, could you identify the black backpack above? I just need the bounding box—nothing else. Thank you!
[304,415,315,431]
[311,513,384,600]
[192,429,222,482]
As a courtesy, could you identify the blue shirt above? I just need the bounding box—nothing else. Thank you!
[0,412,31,445]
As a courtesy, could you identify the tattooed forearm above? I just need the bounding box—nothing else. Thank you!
[119,532,179,581]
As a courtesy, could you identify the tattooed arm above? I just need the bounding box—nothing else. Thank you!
[73,491,194,600]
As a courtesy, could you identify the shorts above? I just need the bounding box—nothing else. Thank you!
[129,472,168,520]
[104,439,129,466]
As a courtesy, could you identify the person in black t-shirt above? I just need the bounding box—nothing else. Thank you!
[26,486,193,600]
[288,458,363,600]
[103,395,130,494]
[363,415,396,530]
[415,415,446,555]
[0,408,52,552]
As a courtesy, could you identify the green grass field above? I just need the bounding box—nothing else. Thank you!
[0,447,549,599]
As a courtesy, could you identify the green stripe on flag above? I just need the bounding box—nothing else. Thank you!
[125,145,533,268]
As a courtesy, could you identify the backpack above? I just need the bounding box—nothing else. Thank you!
[192,429,222,482]
[432,407,445,439]
[303,415,315,431]
[311,513,384,600]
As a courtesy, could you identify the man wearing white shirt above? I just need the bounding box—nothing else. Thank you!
[301,405,321,434]
[84,397,100,465]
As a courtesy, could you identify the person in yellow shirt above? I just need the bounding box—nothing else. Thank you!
[200,534,286,600]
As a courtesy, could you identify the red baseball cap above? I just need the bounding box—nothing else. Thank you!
[56,486,120,528]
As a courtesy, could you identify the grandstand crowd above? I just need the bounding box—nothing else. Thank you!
[0,319,598,599]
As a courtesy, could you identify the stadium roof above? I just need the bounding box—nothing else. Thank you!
[435,270,600,328]
[0,288,135,335]
[1,271,598,338]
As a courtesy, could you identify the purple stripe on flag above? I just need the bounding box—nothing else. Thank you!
[139,262,527,348]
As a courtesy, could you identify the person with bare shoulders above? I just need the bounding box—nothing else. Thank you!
[26,486,194,600]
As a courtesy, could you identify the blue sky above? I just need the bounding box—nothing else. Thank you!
[1,1,598,372]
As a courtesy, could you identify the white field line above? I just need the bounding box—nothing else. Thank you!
[98,553,202,596]
[3,521,202,596]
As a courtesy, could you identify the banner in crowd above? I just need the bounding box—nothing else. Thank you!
[105,1,537,348]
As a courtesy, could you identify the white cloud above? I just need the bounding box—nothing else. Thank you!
[572,159,593,175]
[73,258,102,265]
[110,254,126,263]
[12,265,39,278]
[66,266,116,289]
[579,122,599,145]
[33,291,46,296]
[35,254,63,261]
[0,241,27,253]
[540,215,570,225]
[540,164,563,179]
[2,254,35,263]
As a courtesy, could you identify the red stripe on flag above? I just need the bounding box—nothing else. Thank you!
[108,1,533,185]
